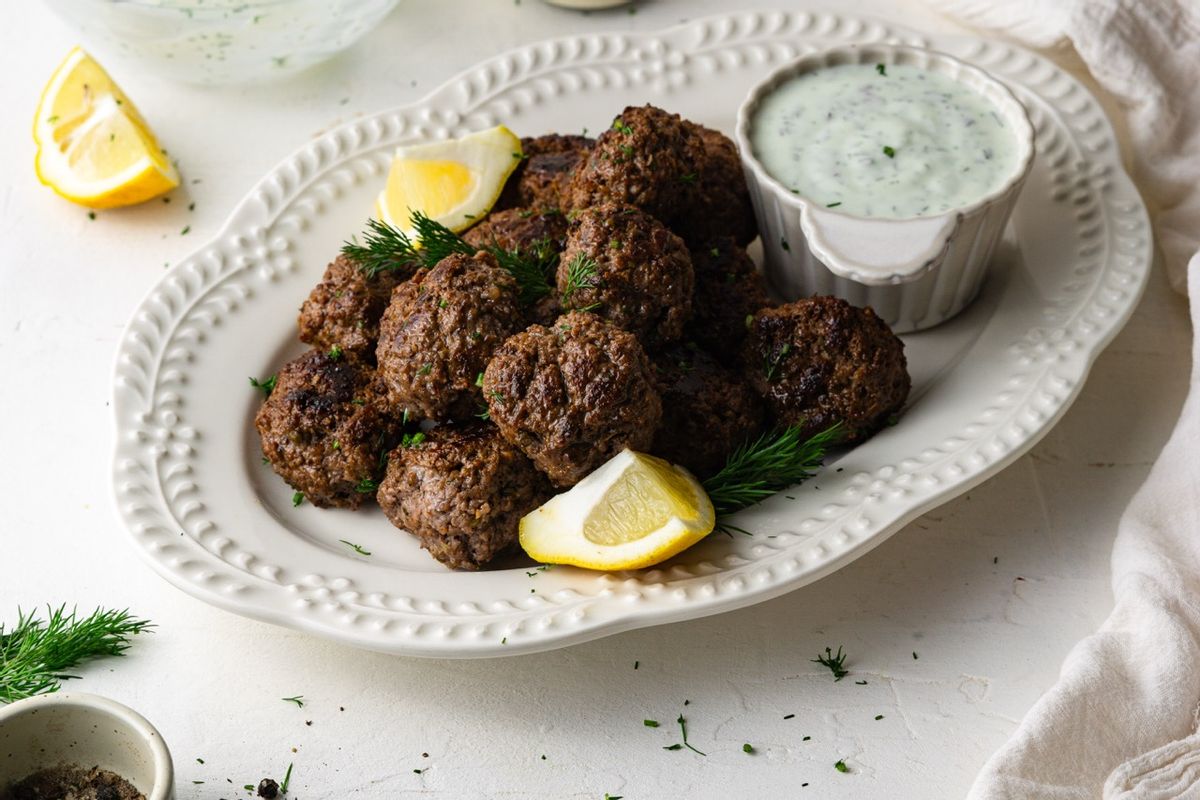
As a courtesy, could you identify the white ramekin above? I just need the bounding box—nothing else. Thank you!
[0,693,174,799]
[736,44,1035,333]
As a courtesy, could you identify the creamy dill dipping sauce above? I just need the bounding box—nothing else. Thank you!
[751,62,1020,219]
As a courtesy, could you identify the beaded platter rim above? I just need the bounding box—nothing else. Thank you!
[110,10,1152,657]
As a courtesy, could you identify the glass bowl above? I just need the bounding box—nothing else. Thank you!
[43,0,401,85]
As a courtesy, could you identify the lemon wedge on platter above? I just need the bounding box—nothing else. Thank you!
[33,47,179,209]
[519,450,716,571]
[375,125,522,236]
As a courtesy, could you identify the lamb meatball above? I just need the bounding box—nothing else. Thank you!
[482,312,662,487]
[743,297,910,440]
[462,208,568,254]
[686,237,773,365]
[377,422,550,570]
[651,345,764,479]
[376,252,524,422]
[497,134,595,212]
[297,254,407,358]
[675,122,758,246]
[557,204,693,349]
[255,350,398,509]
[566,106,699,224]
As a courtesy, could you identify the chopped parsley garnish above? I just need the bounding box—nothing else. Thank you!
[874,714,884,720]
[644,719,659,727]
[354,478,378,494]
[339,539,371,555]
[611,118,633,135]
[813,645,849,681]
[181,225,191,235]
[743,743,754,753]
[400,431,426,448]
[291,492,304,507]
[250,374,278,397]
[282,695,305,708]
[876,63,887,76]
[835,759,849,773]
[560,253,601,311]
[328,344,343,360]
[883,145,896,158]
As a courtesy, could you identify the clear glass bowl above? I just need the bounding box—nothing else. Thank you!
[43,0,400,85]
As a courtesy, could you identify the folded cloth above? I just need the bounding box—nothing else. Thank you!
[917,1,1200,797]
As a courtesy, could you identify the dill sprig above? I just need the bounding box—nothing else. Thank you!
[560,252,600,312]
[0,606,153,703]
[342,213,554,305]
[812,645,849,681]
[703,423,843,518]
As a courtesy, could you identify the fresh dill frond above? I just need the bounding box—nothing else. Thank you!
[354,478,379,494]
[341,217,422,278]
[812,645,849,681]
[282,695,305,708]
[249,374,278,397]
[343,214,554,306]
[560,252,601,312]
[0,606,154,703]
[703,423,843,517]
[338,540,371,556]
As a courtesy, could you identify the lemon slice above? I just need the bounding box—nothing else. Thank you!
[375,125,522,236]
[520,450,716,571]
[33,47,179,209]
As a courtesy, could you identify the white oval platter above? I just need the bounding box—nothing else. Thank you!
[111,10,1151,658]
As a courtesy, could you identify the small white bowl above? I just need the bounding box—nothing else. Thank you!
[736,44,1035,332]
[0,693,174,799]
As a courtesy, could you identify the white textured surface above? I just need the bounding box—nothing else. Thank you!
[0,0,1191,797]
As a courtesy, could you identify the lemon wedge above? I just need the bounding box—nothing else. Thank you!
[33,47,179,209]
[520,450,716,571]
[375,125,522,236]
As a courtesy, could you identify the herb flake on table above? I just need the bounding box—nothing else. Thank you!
[280,762,293,794]
[812,645,849,681]
[644,719,659,727]
[281,695,305,708]
[0,606,153,703]
[338,540,371,556]
[835,759,849,773]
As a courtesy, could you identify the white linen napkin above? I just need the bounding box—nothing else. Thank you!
[917,1,1200,797]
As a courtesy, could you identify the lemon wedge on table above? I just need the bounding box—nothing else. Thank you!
[33,47,179,209]
[520,450,716,571]
[375,125,522,236]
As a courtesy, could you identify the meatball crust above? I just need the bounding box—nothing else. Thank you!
[297,254,406,358]
[462,208,568,254]
[482,312,662,487]
[497,134,595,212]
[651,345,765,479]
[376,252,524,422]
[742,297,910,440]
[557,204,693,349]
[255,350,398,509]
[686,237,773,365]
[566,106,699,224]
[676,123,758,246]
[377,422,550,570]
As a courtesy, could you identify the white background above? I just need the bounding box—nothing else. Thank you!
[0,1,1193,797]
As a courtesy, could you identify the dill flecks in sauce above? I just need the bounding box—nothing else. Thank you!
[751,63,1019,219]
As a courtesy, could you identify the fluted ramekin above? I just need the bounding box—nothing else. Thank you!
[736,44,1035,333]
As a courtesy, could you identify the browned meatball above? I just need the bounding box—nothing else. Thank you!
[297,254,407,358]
[497,134,595,212]
[255,350,398,509]
[686,237,773,365]
[743,297,910,440]
[675,123,758,246]
[377,422,550,570]
[376,252,524,422]
[557,204,693,349]
[651,345,765,479]
[566,106,700,224]
[482,312,662,487]
[462,208,568,254]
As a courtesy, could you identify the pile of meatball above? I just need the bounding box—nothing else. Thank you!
[256,105,911,570]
